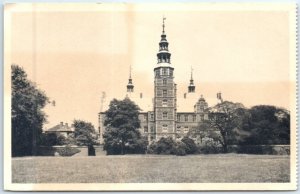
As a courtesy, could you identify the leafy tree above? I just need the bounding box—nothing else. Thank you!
[40,132,75,146]
[11,64,49,156]
[198,101,246,153]
[241,105,290,145]
[40,133,59,146]
[103,98,147,155]
[73,120,97,146]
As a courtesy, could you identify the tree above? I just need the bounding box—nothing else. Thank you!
[40,132,75,146]
[240,105,290,145]
[11,64,49,156]
[40,133,59,146]
[198,101,246,153]
[103,98,146,155]
[73,120,97,146]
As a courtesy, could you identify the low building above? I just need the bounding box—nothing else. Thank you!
[45,122,74,138]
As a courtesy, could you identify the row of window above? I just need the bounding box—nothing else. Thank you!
[155,68,173,76]
[156,89,171,97]
[176,115,205,122]
[139,114,205,122]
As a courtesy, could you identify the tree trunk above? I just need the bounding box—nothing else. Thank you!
[220,130,228,153]
[121,140,125,155]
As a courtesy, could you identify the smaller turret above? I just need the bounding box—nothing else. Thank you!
[188,66,195,93]
[194,95,208,113]
[127,65,134,93]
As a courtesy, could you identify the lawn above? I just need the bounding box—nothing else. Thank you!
[12,154,290,183]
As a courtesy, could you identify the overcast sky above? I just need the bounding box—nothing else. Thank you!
[5,3,295,129]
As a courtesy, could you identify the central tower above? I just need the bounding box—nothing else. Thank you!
[154,17,177,140]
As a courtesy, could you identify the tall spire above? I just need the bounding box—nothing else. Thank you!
[127,65,134,92]
[162,16,166,34]
[188,66,195,93]
[157,16,171,64]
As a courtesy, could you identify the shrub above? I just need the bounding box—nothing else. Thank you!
[181,136,197,154]
[173,142,187,156]
[57,146,80,156]
[147,137,189,155]
[199,137,222,154]
[126,136,148,154]
[147,137,177,154]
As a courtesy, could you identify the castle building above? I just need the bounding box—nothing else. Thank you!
[98,18,210,144]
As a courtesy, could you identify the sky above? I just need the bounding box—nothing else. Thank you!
[5,3,296,129]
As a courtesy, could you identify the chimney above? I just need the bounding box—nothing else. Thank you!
[60,122,63,127]
[65,123,68,127]
[140,93,143,98]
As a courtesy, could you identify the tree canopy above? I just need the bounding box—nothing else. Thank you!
[197,101,250,152]
[240,105,290,145]
[103,98,147,154]
[197,101,290,152]
[73,120,97,146]
[12,64,49,156]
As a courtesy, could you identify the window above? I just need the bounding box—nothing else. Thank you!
[169,70,173,76]
[184,126,189,133]
[156,70,160,77]
[150,113,154,121]
[162,124,168,132]
[200,107,204,112]
[162,99,168,107]
[163,79,167,85]
[177,115,180,121]
[162,68,167,75]
[185,115,188,122]
[193,115,196,122]
[201,115,204,121]
[144,126,148,133]
[163,90,167,97]
[163,112,168,119]
[150,126,154,132]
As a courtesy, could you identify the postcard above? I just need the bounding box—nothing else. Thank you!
[4,3,297,191]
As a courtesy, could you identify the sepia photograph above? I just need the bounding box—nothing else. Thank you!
[3,3,297,191]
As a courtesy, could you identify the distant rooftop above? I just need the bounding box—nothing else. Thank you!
[46,122,74,132]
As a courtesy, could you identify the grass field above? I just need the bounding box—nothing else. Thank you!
[12,154,290,183]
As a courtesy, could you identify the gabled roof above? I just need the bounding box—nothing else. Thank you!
[46,122,74,133]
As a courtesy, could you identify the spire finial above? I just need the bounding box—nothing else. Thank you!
[188,66,195,93]
[162,16,166,34]
[127,65,134,92]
